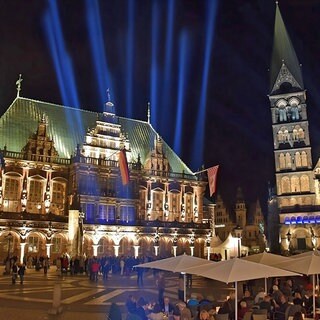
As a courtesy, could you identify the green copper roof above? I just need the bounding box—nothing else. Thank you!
[0,97,193,175]
[270,3,304,93]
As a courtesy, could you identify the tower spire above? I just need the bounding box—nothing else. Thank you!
[147,102,150,124]
[270,3,303,94]
[16,74,23,98]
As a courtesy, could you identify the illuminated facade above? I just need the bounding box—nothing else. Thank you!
[268,4,320,253]
[0,90,217,264]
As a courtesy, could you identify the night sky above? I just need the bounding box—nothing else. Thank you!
[1,0,320,210]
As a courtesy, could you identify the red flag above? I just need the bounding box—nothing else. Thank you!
[118,149,129,185]
[207,165,219,196]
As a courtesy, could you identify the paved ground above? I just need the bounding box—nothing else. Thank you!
[0,265,235,319]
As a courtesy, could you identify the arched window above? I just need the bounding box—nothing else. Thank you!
[302,216,309,224]
[298,128,305,140]
[28,176,45,205]
[3,173,21,201]
[51,179,67,215]
[292,128,298,140]
[279,107,287,122]
[289,197,297,206]
[284,217,290,224]
[279,153,286,169]
[277,130,284,143]
[295,152,302,167]
[301,151,308,167]
[300,175,309,192]
[290,216,296,224]
[281,176,290,193]
[291,176,300,192]
[285,153,292,168]
[283,130,289,142]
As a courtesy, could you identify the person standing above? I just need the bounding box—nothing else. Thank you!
[43,256,48,275]
[137,264,144,288]
[18,263,26,284]
[156,272,165,305]
[12,262,18,284]
[178,274,184,301]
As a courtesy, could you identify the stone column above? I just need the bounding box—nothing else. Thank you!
[190,246,194,256]
[113,245,120,257]
[92,244,99,257]
[46,243,52,258]
[172,246,177,257]
[154,246,159,256]
[20,242,27,264]
[133,245,140,258]
[68,210,80,256]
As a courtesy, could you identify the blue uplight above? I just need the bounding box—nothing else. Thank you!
[191,0,218,168]
[161,0,175,127]
[126,0,135,118]
[43,0,80,108]
[174,30,191,155]
[150,0,160,128]
[85,0,113,109]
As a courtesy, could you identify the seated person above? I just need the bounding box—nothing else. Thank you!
[255,287,266,305]
[219,292,236,320]
[161,296,174,315]
[240,290,254,309]
[147,304,164,320]
[238,301,250,320]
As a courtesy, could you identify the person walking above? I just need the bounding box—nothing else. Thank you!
[43,256,48,275]
[18,263,26,284]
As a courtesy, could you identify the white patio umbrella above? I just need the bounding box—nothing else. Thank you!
[242,251,292,265]
[242,252,292,292]
[185,257,299,320]
[274,252,320,318]
[134,254,213,301]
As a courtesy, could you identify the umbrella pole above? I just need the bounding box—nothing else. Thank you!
[235,281,238,320]
[183,273,187,302]
[264,278,267,294]
[313,274,316,319]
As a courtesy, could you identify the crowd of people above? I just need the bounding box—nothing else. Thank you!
[115,293,217,320]
[216,277,320,320]
[4,254,320,320]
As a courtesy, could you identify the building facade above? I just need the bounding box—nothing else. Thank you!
[268,4,320,254]
[0,92,215,264]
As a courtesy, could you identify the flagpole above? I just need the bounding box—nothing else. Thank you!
[193,168,209,175]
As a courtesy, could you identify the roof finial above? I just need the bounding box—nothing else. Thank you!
[105,88,114,108]
[16,74,23,98]
[147,102,150,124]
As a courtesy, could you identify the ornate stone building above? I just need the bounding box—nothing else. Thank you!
[268,4,320,254]
[0,91,215,264]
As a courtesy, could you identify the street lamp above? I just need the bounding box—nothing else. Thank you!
[286,230,291,242]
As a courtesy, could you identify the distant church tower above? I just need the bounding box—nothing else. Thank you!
[235,187,246,228]
[268,3,317,253]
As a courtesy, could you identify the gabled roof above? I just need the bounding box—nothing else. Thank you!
[270,3,303,95]
[0,97,194,175]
